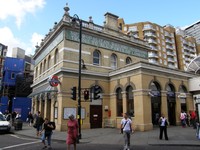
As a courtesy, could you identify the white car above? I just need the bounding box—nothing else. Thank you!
[0,112,11,132]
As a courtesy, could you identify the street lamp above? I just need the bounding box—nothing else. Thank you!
[72,14,82,139]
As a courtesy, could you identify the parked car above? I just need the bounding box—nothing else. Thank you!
[0,112,11,132]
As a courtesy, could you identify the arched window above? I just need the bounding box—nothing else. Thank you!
[93,50,101,65]
[116,88,123,116]
[35,67,38,77]
[43,59,46,71]
[40,63,43,74]
[126,86,134,117]
[47,55,51,69]
[54,49,59,64]
[111,54,117,69]
[126,57,132,65]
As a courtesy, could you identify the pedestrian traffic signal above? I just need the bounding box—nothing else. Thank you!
[93,85,101,100]
[84,90,89,100]
[70,86,76,100]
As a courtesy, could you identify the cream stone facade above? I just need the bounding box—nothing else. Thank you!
[30,4,198,131]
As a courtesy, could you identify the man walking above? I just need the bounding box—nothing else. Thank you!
[120,113,133,150]
[159,114,169,140]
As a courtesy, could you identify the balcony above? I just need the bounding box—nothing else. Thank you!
[167,57,175,62]
[165,32,172,37]
[148,39,157,45]
[185,57,191,62]
[166,45,174,50]
[184,51,191,56]
[149,59,159,64]
[143,25,155,31]
[144,32,156,38]
[148,52,158,58]
[165,39,173,44]
[149,45,157,51]
[167,51,174,56]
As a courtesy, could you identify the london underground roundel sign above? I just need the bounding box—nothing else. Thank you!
[48,75,60,87]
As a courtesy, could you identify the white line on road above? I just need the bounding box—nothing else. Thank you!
[0,141,40,150]
[10,134,37,141]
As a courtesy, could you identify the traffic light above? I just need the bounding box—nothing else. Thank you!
[70,86,76,100]
[84,90,89,100]
[93,85,101,100]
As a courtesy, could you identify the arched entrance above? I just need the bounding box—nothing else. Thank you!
[149,82,161,125]
[166,84,176,125]
[126,86,134,117]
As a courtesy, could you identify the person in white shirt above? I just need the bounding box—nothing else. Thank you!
[159,114,168,140]
[120,113,133,150]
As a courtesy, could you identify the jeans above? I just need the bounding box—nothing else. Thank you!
[123,130,131,148]
[41,132,53,146]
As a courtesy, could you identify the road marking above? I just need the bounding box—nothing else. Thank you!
[0,141,40,150]
[10,134,37,141]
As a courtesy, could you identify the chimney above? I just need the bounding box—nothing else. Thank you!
[104,12,119,31]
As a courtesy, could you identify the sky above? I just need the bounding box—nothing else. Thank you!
[0,0,200,57]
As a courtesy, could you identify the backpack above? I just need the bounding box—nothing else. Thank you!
[50,122,56,130]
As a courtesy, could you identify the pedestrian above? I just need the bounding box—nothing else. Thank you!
[35,111,44,136]
[27,111,34,126]
[190,110,197,129]
[180,110,186,128]
[120,113,133,150]
[40,118,54,149]
[159,114,168,140]
[66,114,78,150]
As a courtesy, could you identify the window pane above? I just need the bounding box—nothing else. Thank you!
[93,51,100,65]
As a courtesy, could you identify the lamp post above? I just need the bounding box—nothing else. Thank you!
[72,14,82,139]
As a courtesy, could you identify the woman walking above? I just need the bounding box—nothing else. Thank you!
[66,114,78,150]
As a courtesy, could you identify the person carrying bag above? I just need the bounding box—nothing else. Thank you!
[120,113,133,150]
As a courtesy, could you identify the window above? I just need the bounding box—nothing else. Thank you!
[126,86,134,117]
[93,50,101,65]
[54,49,59,64]
[43,59,46,71]
[35,67,38,77]
[11,72,15,79]
[116,88,123,116]
[40,63,43,74]
[47,55,51,69]
[126,57,132,65]
[111,54,117,69]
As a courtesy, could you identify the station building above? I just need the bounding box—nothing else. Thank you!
[29,4,197,131]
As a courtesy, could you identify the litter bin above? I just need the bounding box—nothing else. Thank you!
[14,119,23,130]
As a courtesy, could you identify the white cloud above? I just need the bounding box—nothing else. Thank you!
[30,33,43,48]
[0,26,43,56]
[0,0,46,28]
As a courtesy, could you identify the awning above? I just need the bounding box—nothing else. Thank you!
[28,84,58,98]
[187,55,200,74]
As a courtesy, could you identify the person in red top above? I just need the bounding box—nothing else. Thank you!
[190,110,197,129]
[66,114,78,150]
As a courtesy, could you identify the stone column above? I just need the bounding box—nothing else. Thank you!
[161,91,168,119]
[44,94,48,119]
[176,92,182,125]
[122,91,127,114]
[134,90,153,131]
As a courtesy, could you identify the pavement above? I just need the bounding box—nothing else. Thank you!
[12,123,200,146]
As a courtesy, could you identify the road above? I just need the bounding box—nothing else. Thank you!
[0,133,200,150]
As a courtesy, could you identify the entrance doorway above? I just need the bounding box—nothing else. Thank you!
[168,101,176,125]
[90,105,102,128]
[151,96,161,125]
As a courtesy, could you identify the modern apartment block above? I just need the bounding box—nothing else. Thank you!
[118,20,198,71]
[175,29,197,71]
[185,21,200,44]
